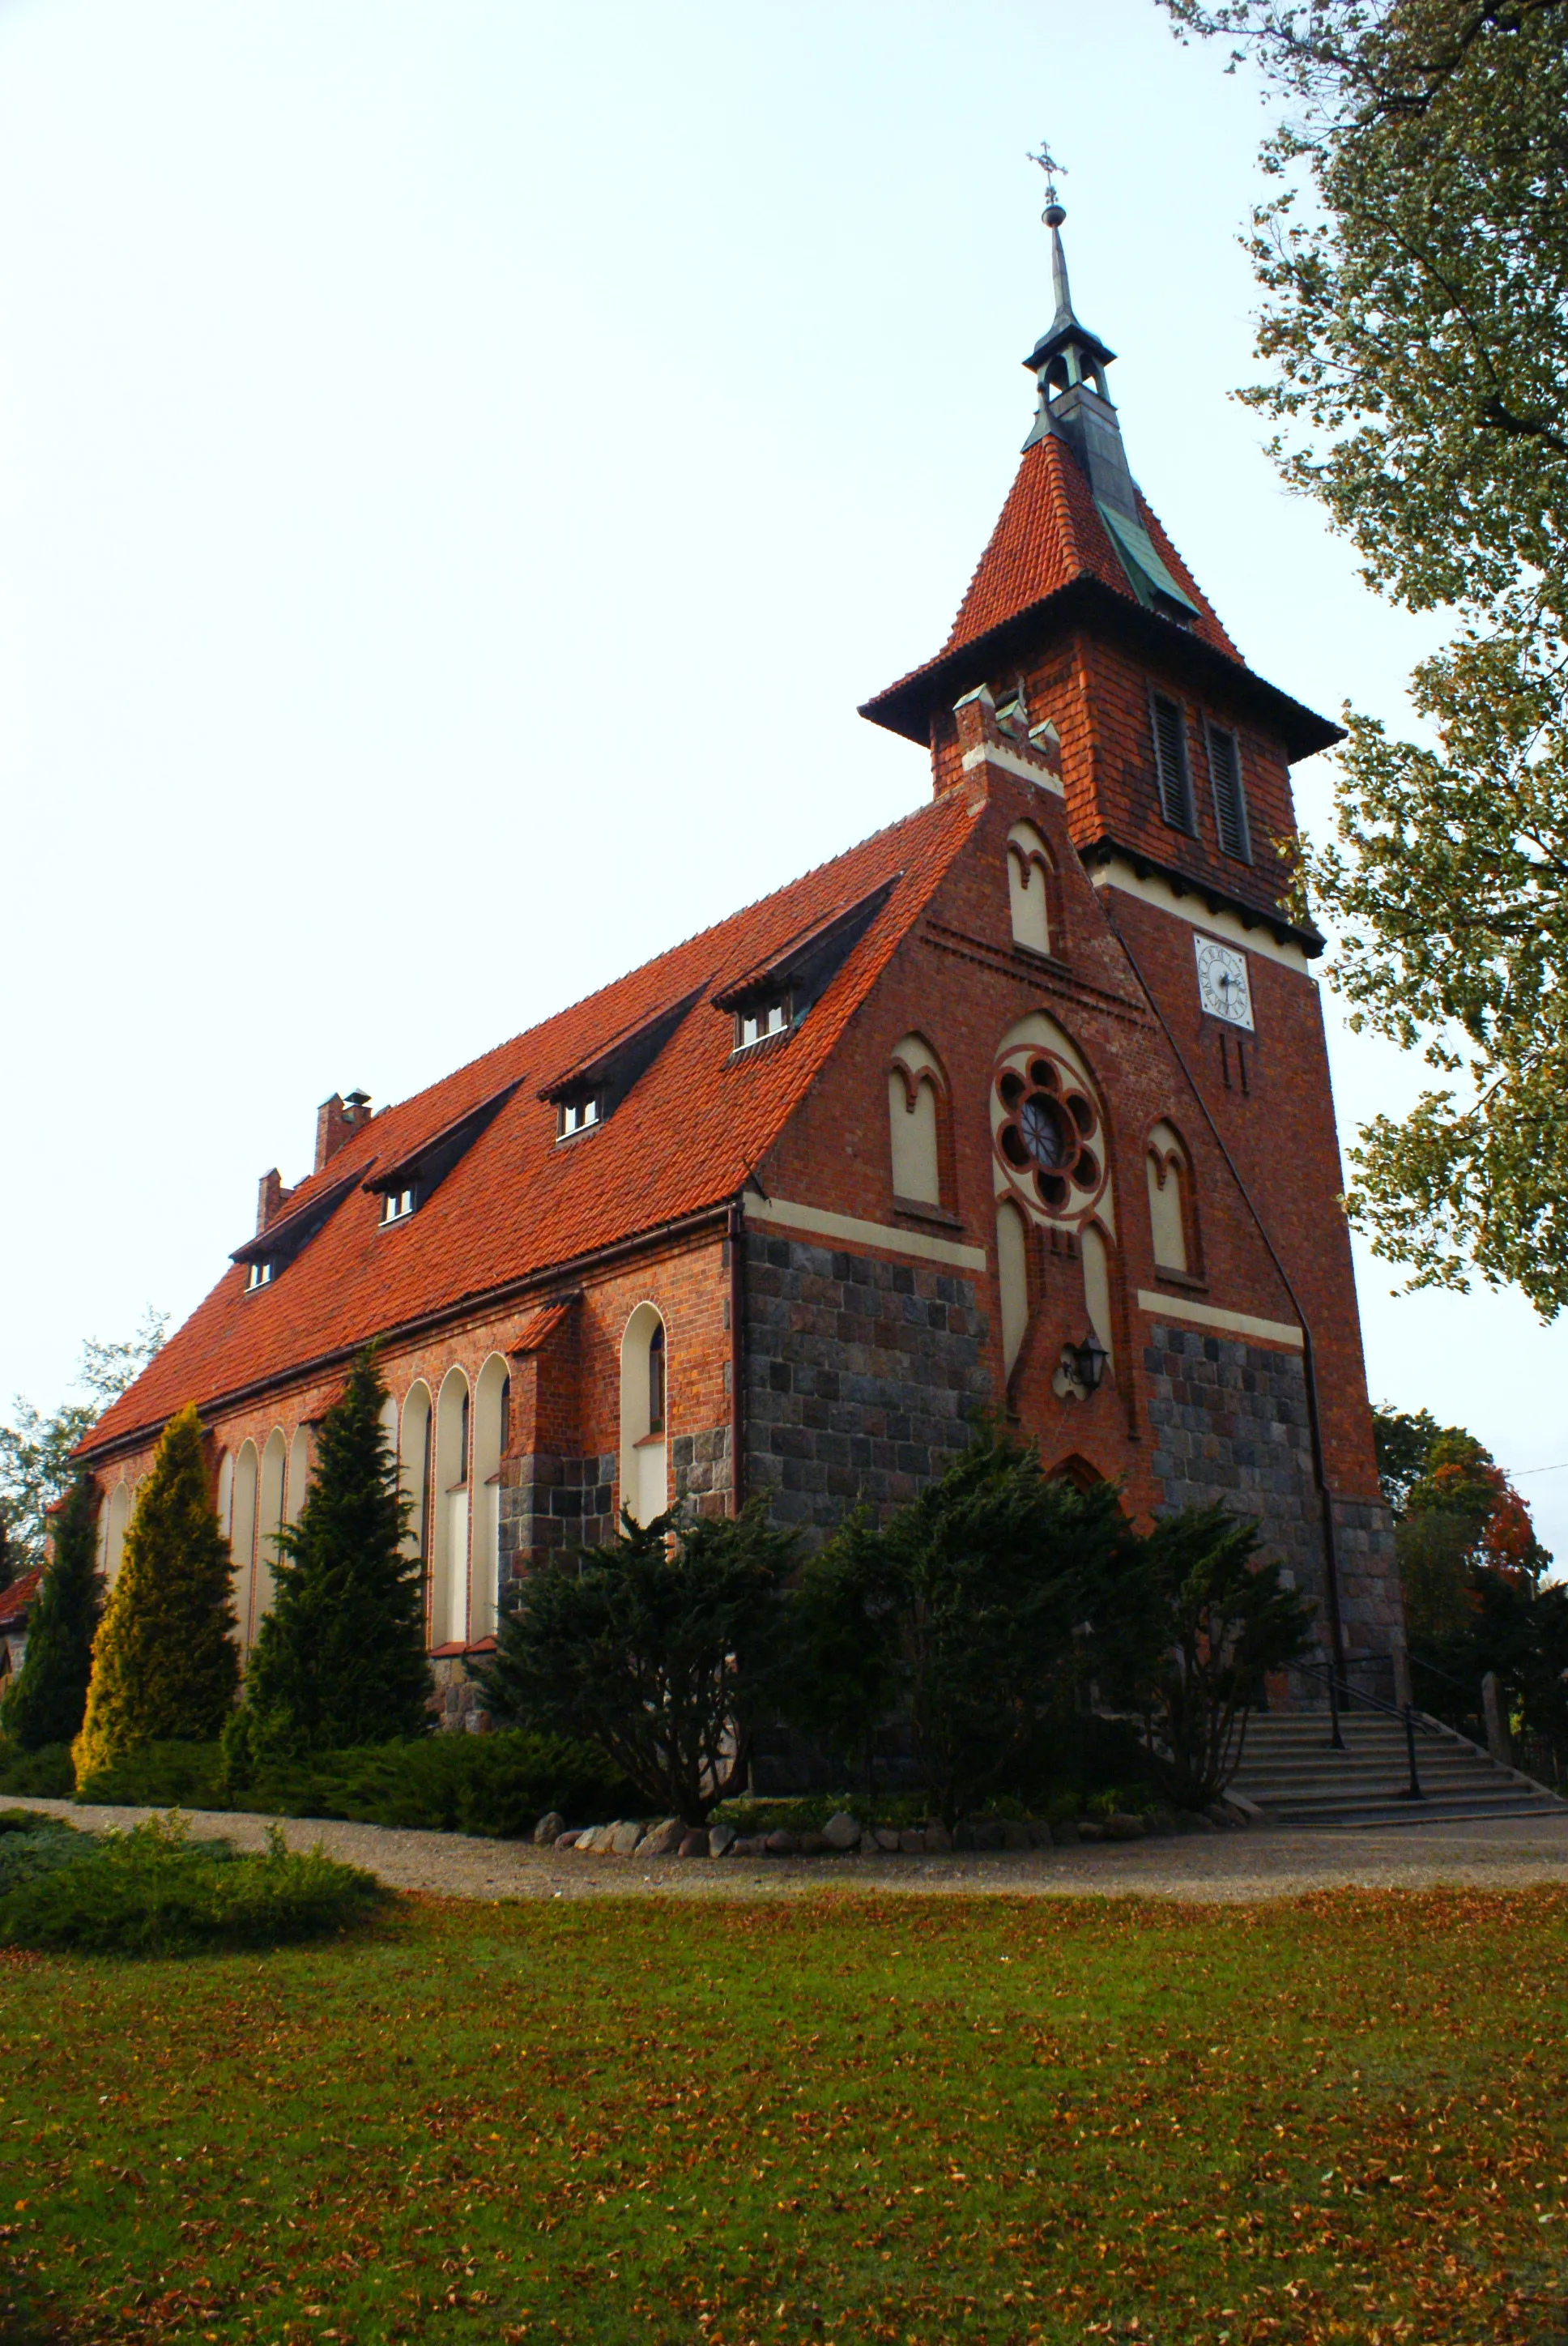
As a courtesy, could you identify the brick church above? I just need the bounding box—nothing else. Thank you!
[80,181,1400,1715]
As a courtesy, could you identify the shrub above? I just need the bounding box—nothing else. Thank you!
[0,1742,75,1798]
[243,1730,635,1836]
[76,1740,228,1811]
[475,1504,801,1825]
[73,1404,239,1781]
[0,1814,385,1956]
[234,1350,430,1766]
[0,1810,96,1893]
[3,1474,100,1751]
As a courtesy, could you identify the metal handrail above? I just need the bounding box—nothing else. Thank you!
[1286,1657,1441,1802]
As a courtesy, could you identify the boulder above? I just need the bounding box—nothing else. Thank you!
[733,1834,765,1857]
[974,1821,1005,1853]
[1029,1821,1055,1849]
[1001,1819,1032,1852]
[923,1823,952,1854]
[678,1831,708,1858]
[533,1811,565,1847]
[1206,1802,1238,1830]
[898,1828,926,1856]
[1105,1813,1147,1841]
[1047,1821,1078,1847]
[638,1819,685,1859]
[552,1829,582,1851]
[764,1829,799,1857]
[610,1820,645,1856]
[798,1831,827,1856]
[874,1828,901,1853]
[1223,1793,1264,1826]
[572,1825,604,1853]
[708,1822,737,1858]
[821,1811,861,1853]
[1142,1810,1177,1838]
[1075,1819,1105,1842]
[1175,1811,1216,1835]
[952,1823,975,1850]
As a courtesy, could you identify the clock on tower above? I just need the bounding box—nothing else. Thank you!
[1194,936,1255,1031]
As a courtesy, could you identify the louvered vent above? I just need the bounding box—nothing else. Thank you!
[1208,724,1252,861]
[1151,693,1193,830]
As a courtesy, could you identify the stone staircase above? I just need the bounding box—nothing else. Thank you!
[1229,1710,1568,1831]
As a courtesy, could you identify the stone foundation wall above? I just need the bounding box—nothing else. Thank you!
[500,1451,617,1593]
[743,1231,989,1540]
[671,1424,732,1517]
[1143,1321,1398,1660]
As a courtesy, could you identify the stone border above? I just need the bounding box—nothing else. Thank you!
[536,1803,1255,1861]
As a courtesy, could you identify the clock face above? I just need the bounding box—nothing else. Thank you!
[1194,936,1255,1031]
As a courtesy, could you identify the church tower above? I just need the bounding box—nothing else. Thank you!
[861,156,1398,1670]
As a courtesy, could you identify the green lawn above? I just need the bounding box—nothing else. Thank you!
[2,1888,1566,2345]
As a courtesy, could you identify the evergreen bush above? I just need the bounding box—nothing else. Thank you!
[0,1742,76,1798]
[231,1350,429,1768]
[76,1740,228,1811]
[72,1405,239,1781]
[3,1474,101,1751]
[245,1730,634,1836]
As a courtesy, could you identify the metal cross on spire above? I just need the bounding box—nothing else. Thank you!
[1025,139,1067,228]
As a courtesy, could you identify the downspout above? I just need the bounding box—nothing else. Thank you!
[1101,898,1349,1678]
[727,1194,748,1515]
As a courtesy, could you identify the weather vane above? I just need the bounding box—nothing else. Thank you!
[1026,139,1067,227]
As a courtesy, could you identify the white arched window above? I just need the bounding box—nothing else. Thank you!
[996,1200,1030,1377]
[398,1382,432,1563]
[286,1427,311,1528]
[432,1367,471,1647]
[230,1441,259,1642]
[255,1430,287,1637]
[215,1451,234,1543]
[103,1481,132,1592]
[1146,1120,1195,1275]
[888,1034,946,1207]
[1007,821,1055,957]
[471,1354,510,1644]
[620,1304,668,1527]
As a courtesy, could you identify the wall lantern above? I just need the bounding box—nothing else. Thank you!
[1052,1331,1110,1402]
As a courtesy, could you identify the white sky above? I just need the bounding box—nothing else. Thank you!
[2,0,1563,1555]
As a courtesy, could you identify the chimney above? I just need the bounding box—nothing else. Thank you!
[313,1090,373,1173]
[256,1167,290,1234]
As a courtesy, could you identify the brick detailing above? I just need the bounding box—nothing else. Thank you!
[744,1233,989,1536]
[671,1424,733,1518]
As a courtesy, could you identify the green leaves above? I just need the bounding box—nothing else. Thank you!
[475,1503,801,1825]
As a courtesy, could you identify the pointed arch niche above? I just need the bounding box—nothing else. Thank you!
[287,1427,311,1528]
[620,1304,668,1527]
[102,1480,133,1593]
[888,1034,948,1209]
[1146,1120,1201,1277]
[254,1430,287,1640]
[398,1383,432,1567]
[432,1367,471,1649]
[230,1442,259,1642]
[471,1354,510,1644]
[996,1198,1031,1377]
[1007,821,1060,958]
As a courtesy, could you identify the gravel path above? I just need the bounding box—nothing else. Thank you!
[7,1794,1568,1904]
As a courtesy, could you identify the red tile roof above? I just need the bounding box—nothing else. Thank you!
[0,1567,44,1631]
[81,796,978,1457]
[507,1301,576,1356]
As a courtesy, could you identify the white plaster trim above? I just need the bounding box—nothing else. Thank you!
[747,1194,987,1272]
[1089,855,1311,973]
[1137,1290,1304,1349]
[961,740,1066,797]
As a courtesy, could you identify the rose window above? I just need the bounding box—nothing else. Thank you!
[991,1044,1110,1224]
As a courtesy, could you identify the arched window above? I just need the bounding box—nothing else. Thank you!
[888,1034,947,1207]
[1007,821,1056,957]
[215,1451,234,1543]
[471,1355,510,1646]
[432,1367,471,1649]
[255,1431,287,1637]
[996,1199,1030,1377]
[399,1383,432,1564]
[230,1441,259,1644]
[103,1480,133,1592]
[286,1427,311,1529]
[620,1304,668,1527]
[1146,1120,1198,1275]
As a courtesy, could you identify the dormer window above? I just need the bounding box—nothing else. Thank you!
[245,1260,273,1292]
[381,1185,417,1224]
[232,1165,364,1294]
[558,1093,603,1138]
[735,999,790,1051]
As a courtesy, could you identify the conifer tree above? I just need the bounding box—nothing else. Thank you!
[235,1350,429,1764]
[3,1475,101,1751]
[72,1404,239,1781]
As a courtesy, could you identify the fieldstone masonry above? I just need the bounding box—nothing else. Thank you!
[499,1452,617,1590]
[744,1232,988,1538]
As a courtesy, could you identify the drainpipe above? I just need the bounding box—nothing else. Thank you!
[1101,900,1349,1679]
[728,1195,748,1515]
